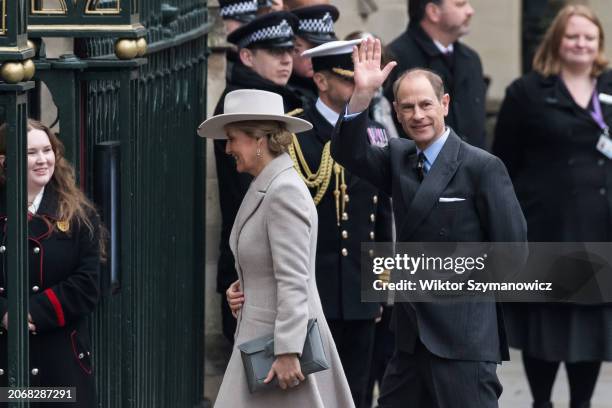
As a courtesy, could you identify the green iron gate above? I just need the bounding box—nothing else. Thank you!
[0,1,209,406]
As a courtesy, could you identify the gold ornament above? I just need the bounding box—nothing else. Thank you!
[27,40,37,54]
[22,60,36,81]
[0,62,25,84]
[114,39,138,60]
[136,37,148,57]
[57,220,69,233]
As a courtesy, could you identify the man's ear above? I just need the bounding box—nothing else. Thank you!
[424,2,441,24]
[442,93,450,116]
[239,48,255,68]
[312,72,328,93]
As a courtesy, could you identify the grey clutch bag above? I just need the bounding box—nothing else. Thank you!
[237,318,330,393]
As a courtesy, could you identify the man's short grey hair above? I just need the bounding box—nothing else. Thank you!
[392,68,446,102]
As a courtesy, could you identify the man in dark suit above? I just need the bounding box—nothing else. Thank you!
[384,0,486,148]
[331,38,527,408]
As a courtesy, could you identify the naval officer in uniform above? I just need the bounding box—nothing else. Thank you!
[292,40,393,407]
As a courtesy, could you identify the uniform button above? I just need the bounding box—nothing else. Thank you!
[370,214,376,222]
[344,194,350,203]
[369,249,374,257]
[373,195,378,204]
[0,287,4,293]
[342,212,349,221]
[439,229,446,236]
[31,368,39,376]
[600,188,607,195]
[0,369,4,376]
[0,330,3,335]
[370,231,375,240]
[33,247,40,254]
[0,245,5,253]
[32,285,40,293]
[31,331,37,336]
[341,230,348,239]
[341,248,348,256]
[598,159,605,166]
[78,353,85,359]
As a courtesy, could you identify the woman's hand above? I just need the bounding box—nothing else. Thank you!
[263,353,305,390]
[226,280,244,318]
[1,313,6,329]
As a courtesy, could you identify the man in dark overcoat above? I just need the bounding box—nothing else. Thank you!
[293,40,393,407]
[331,38,527,408]
[384,0,487,148]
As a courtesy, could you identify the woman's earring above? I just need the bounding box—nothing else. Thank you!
[256,148,262,158]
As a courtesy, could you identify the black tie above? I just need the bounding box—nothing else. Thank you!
[416,152,426,182]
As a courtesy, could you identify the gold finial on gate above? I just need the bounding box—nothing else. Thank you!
[136,38,148,57]
[0,62,25,84]
[115,39,139,60]
[22,60,36,81]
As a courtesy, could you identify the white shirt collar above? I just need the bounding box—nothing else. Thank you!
[433,40,454,55]
[315,98,340,126]
[29,187,45,214]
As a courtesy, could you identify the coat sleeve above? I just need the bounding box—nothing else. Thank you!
[375,191,393,242]
[331,109,392,195]
[29,215,101,332]
[492,79,526,179]
[266,181,312,356]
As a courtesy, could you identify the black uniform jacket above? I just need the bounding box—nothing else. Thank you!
[332,110,527,362]
[295,104,393,320]
[0,185,100,407]
[493,71,612,241]
[384,22,487,148]
[288,73,318,111]
[213,63,302,293]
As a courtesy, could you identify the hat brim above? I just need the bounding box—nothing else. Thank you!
[197,113,312,139]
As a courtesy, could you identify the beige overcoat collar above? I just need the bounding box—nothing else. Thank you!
[229,153,295,266]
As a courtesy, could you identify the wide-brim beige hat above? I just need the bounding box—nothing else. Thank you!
[197,89,312,139]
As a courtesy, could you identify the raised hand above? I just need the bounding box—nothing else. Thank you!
[348,37,397,114]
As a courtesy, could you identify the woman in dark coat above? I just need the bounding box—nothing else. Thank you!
[493,5,612,408]
[0,120,102,407]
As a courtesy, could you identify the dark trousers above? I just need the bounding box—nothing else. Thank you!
[522,353,601,408]
[365,306,395,408]
[328,319,376,408]
[378,341,502,408]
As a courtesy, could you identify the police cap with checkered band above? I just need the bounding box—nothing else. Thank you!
[291,5,339,46]
[219,0,258,24]
[228,11,299,49]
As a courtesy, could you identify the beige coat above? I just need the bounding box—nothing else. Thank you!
[215,153,354,408]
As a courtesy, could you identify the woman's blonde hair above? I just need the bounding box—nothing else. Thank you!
[532,4,608,77]
[0,120,104,255]
[224,120,292,156]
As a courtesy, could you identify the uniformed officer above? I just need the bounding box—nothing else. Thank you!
[290,40,393,407]
[288,4,340,107]
[213,11,302,344]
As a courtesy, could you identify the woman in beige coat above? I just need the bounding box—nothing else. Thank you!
[198,89,354,407]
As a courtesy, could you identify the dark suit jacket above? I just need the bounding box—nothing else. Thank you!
[331,111,527,362]
[385,23,487,148]
[295,104,393,320]
[493,71,612,242]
